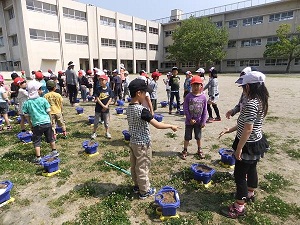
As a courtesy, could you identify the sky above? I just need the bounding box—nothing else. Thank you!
[77,0,250,21]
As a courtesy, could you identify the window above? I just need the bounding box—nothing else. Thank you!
[227,60,235,67]
[119,20,132,30]
[295,58,300,66]
[243,16,263,26]
[120,40,132,48]
[269,11,293,22]
[165,30,173,37]
[165,62,177,68]
[228,40,236,48]
[265,59,288,66]
[228,20,237,28]
[135,42,146,50]
[0,37,3,47]
[267,36,279,44]
[63,7,86,21]
[101,38,116,47]
[135,24,146,32]
[240,60,259,67]
[265,59,276,66]
[14,61,21,70]
[8,8,15,19]
[149,27,158,34]
[182,62,195,68]
[65,33,88,44]
[26,0,57,14]
[100,16,116,27]
[215,21,223,28]
[149,44,158,51]
[241,38,261,47]
[11,35,18,46]
[30,29,59,42]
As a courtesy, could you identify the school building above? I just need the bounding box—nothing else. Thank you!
[0,0,299,76]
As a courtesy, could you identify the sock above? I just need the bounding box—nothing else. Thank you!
[52,149,57,152]
[234,202,245,211]
[248,190,254,198]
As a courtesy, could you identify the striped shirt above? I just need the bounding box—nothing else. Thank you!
[237,98,263,142]
[127,103,153,145]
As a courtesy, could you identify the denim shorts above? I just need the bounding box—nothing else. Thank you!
[0,102,9,114]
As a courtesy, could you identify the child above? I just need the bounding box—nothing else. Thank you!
[123,70,130,101]
[181,76,207,160]
[163,72,171,103]
[35,71,48,97]
[127,78,178,199]
[225,66,258,119]
[219,71,269,219]
[10,72,20,109]
[91,73,113,139]
[22,80,59,163]
[137,72,154,115]
[204,67,221,122]
[15,77,28,132]
[0,74,12,131]
[44,80,67,140]
[149,71,161,111]
[196,68,205,79]
[183,71,193,99]
[168,67,181,114]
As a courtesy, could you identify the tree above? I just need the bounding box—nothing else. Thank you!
[264,24,300,73]
[167,17,228,69]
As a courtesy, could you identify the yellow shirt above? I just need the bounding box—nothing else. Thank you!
[44,91,63,114]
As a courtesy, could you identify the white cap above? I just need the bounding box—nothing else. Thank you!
[113,69,118,73]
[240,71,266,86]
[196,68,205,73]
[28,80,42,99]
[96,70,105,76]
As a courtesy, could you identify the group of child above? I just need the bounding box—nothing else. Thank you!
[126,66,270,221]
[1,65,270,219]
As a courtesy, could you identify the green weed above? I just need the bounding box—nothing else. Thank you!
[196,209,213,224]
[260,172,290,193]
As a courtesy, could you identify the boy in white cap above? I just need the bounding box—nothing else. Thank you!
[22,80,59,164]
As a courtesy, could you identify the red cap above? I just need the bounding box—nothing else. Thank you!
[87,70,92,74]
[99,75,108,80]
[190,76,203,85]
[21,70,25,74]
[58,71,63,74]
[152,71,162,79]
[48,69,52,73]
[14,77,25,86]
[141,72,149,78]
[78,71,83,76]
[35,72,43,80]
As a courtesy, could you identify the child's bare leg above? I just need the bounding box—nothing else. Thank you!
[35,146,41,157]
[20,115,25,131]
[50,141,56,150]
[3,114,11,126]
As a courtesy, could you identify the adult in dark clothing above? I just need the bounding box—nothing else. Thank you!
[78,71,89,102]
[112,69,122,104]
[65,61,78,106]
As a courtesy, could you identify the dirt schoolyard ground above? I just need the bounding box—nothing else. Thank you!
[0,73,300,225]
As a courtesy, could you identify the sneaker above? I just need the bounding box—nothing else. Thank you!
[7,125,12,130]
[100,120,104,125]
[133,186,139,194]
[175,111,180,114]
[168,111,172,115]
[106,132,112,139]
[221,204,246,219]
[139,187,156,200]
[50,150,59,157]
[91,133,97,139]
[33,157,42,164]
[214,117,222,121]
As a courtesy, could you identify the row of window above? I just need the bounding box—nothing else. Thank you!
[0,35,17,46]
[65,34,88,44]
[227,36,280,48]
[226,58,300,67]
[100,38,158,50]
[228,11,293,28]
[63,7,86,21]
[26,0,57,15]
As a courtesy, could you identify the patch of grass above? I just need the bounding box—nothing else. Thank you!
[162,217,197,225]
[196,209,213,224]
[219,137,234,147]
[242,211,273,225]
[255,195,298,219]
[63,190,132,225]
[286,149,300,159]
[165,132,178,139]
[265,116,280,122]
[260,172,290,193]
[211,144,220,150]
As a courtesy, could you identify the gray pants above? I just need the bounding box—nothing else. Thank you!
[94,112,109,129]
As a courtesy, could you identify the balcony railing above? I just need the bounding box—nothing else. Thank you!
[152,0,282,24]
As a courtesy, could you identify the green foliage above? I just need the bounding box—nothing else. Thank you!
[242,212,273,225]
[260,172,290,193]
[255,195,298,219]
[263,24,300,73]
[163,217,196,225]
[168,17,228,67]
[196,209,214,224]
